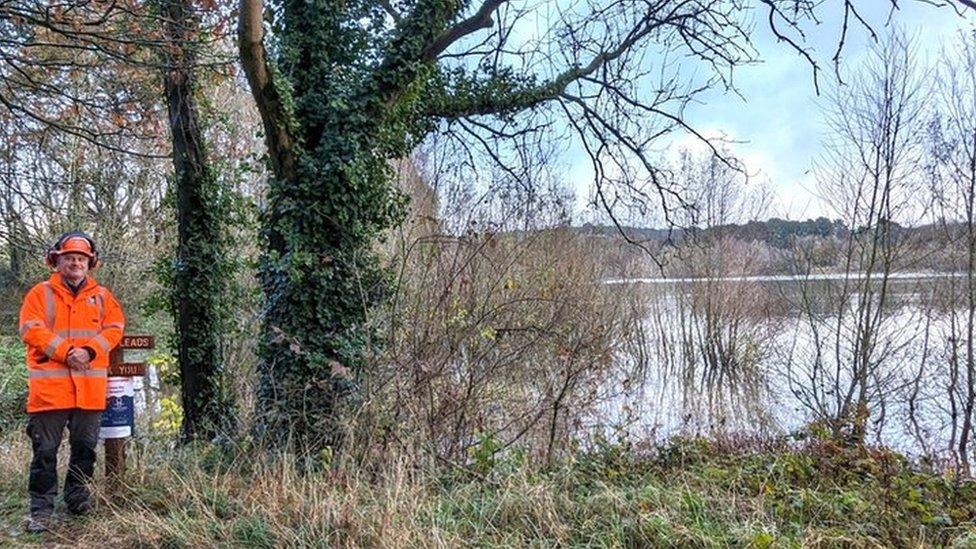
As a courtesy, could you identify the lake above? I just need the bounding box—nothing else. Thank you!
[598,271,973,462]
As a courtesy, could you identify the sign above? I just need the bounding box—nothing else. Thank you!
[108,362,146,377]
[100,377,134,439]
[120,335,155,349]
[104,333,155,481]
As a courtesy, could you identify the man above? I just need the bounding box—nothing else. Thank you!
[18,231,125,533]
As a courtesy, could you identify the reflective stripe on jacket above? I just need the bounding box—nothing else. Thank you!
[19,272,125,412]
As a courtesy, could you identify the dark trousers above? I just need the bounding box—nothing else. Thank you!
[26,409,101,517]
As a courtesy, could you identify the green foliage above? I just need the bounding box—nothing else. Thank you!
[0,339,26,433]
[151,75,263,442]
[232,516,276,548]
[1,434,974,546]
[150,351,181,387]
[170,156,239,439]
[153,396,184,437]
[468,432,503,475]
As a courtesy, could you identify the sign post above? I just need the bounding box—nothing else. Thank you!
[102,335,153,485]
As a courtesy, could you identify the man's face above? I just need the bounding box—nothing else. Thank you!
[56,252,90,283]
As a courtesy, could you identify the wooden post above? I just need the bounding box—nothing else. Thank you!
[103,336,153,486]
[104,438,126,487]
[104,347,126,485]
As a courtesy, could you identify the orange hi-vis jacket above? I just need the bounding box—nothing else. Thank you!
[19,273,125,412]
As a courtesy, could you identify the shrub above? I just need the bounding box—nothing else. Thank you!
[0,339,26,433]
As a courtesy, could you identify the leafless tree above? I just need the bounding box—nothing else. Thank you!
[785,32,929,444]
[927,29,976,473]
[630,150,776,435]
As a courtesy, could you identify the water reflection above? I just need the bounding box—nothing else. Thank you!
[600,272,971,463]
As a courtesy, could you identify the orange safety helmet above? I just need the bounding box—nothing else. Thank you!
[45,231,101,270]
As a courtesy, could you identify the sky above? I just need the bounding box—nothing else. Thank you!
[559,1,976,224]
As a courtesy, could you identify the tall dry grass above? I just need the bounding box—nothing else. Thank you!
[2,429,975,547]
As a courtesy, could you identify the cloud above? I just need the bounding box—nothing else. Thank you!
[563,3,972,225]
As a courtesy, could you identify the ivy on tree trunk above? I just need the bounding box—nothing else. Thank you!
[162,0,235,442]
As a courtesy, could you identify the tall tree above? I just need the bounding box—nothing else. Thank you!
[161,0,235,441]
[797,33,928,444]
[929,30,976,473]
[238,0,975,452]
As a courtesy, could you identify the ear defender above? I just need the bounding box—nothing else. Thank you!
[44,248,59,269]
[46,231,100,270]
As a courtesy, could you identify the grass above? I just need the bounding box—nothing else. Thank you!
[0,431,974,548]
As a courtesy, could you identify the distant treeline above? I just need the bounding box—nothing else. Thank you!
[574,217,965,250]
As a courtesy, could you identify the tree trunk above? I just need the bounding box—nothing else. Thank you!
[255,158,387,451]
[162,0,232,442]
[4,213,27,282]
[239,0,400,453]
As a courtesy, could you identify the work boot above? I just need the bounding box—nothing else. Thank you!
[24,515,51,534]
[66,499,92,516]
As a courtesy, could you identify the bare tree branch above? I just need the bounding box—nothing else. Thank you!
[421,0,508,62]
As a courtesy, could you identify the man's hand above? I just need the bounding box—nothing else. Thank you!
[67,347,91,370]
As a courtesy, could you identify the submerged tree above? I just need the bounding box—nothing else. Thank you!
[929,30,976,473]
[237,0,975,452]
[788,33,929,444]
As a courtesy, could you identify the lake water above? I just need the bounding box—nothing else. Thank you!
[598,272,972,462]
